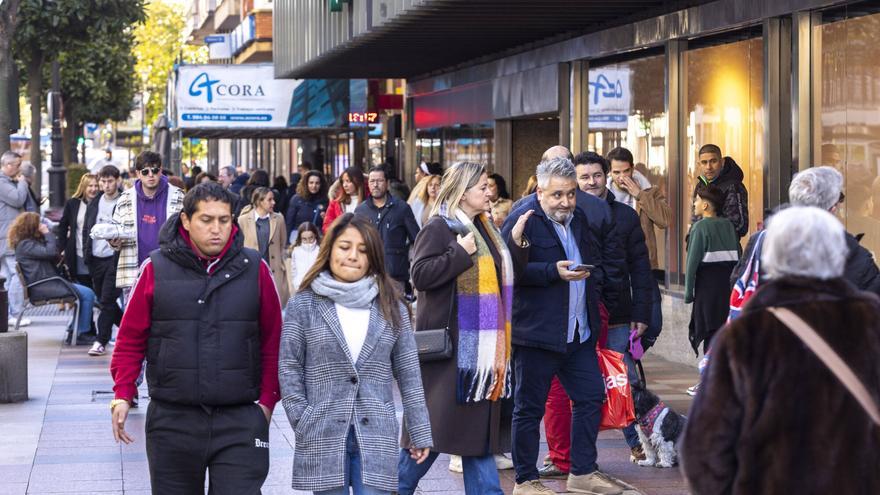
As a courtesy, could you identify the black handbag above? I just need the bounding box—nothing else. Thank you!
[414,216,465,362]
[415,288,454,362]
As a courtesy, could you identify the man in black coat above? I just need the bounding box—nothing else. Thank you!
[502,157,626,495]
[692,144,749,238]
[354,165,420,294]
[575,151,653,458]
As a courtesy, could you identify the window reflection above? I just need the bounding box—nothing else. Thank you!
[685,38,765,260]
[815,9,880,256]
[587,55,669,271]
[416,123,494,169]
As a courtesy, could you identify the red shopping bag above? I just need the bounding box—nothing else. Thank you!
[597,348,636,431]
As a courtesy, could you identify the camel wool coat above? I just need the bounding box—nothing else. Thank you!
[238,210,291,305]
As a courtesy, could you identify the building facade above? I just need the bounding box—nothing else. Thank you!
[275,0,880,365]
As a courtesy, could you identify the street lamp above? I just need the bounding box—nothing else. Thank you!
[47,60,66,208]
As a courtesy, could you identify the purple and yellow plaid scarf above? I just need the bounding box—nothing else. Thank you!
[453,209,513,403]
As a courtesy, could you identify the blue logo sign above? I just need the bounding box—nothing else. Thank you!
[588,73,624,105]
[189,72,220,104]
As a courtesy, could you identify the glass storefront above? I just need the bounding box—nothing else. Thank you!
[415,123,494,169]
[815,6,880,256]
[684,38,765,258]
[587,54,669,271]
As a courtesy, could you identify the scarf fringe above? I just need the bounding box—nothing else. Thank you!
[456,364,512,404]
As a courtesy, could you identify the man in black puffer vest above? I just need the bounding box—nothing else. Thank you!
[110,182,282,494]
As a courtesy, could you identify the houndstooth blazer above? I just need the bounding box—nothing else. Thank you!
[279,288,433,493]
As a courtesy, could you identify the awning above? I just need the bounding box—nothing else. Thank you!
[277,0,716,79]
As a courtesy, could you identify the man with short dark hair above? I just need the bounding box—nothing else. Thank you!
[605,147,670,270]
[355,166,420,293]
[573,151,652,464]
[83,166,123,356]
[111,151,185,291]
[693,144,749,238]
[110,182,282,493]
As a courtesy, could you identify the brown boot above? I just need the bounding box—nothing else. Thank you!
[630,445,646,463]
[512,479,557,495]
[566,471,625,494]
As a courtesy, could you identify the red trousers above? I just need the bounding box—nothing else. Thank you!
[544,303,609,472]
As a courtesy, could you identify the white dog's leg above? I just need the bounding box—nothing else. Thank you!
[636,427,657,467]
[656,440,677,468]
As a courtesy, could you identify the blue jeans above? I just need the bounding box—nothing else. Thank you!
[1,254,23,317]
[315,428,390,495]
[398,449,503,495]
[606,324,642,449]
[71,283,95,335]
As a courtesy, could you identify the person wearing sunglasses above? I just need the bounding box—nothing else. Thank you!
[110,151,185,297]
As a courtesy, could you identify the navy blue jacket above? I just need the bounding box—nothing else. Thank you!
[354,194,420,282]
[604,191,653,327]
[285,194,328,236]
[502,195,603,353]
[513,189,623,307]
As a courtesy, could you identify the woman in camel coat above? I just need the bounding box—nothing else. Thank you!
[238,186,291,305]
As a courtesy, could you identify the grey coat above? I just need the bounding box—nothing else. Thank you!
[279,289,432,492]
[0,175,30,257]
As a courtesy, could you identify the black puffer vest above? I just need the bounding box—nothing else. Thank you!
[145,217,263,406]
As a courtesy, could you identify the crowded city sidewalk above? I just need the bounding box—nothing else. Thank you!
[0,314,692,495]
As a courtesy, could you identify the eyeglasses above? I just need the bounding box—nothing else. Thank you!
[139,167,161,176]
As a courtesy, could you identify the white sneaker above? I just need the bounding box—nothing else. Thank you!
[448,455,463,473]
[8,317,31,327]
[494,453,514,470]
[88,342,106,356]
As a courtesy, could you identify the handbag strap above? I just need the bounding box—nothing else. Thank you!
[767,306,880,426]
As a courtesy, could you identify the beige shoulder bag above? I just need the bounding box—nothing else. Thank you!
[767,307,880,426]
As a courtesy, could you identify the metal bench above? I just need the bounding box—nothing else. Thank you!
[15,263,80,344]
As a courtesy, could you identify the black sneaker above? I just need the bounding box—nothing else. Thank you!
[75,332,97,346]
[538,462,568,479]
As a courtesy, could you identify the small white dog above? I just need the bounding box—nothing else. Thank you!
[632,385,687,468]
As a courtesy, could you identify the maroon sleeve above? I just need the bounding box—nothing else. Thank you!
[110,261,154,402]
[257,260,282,410]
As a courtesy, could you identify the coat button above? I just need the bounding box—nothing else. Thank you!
[361,418,369,425]
[350,376,358,384]
[197,299,204,304]
[225,273,230,278]
[244,259,249,263]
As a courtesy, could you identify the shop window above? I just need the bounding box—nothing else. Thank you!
[684,38,765,265]
[587,55,669,272]
[814,6,880,257]
[415,123,494,170]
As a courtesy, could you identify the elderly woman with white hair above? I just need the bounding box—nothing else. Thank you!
[730,165,880,294]
[681,206,880,494]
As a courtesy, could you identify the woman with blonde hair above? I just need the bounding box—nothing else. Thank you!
[280,213,432,494]
[407,174,441,228]
[238,186,291,305]
[397,162,532,495]
[58,173,99,288]
[11,212,96,342]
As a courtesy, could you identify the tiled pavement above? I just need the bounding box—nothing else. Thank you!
[0,317,696,494]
